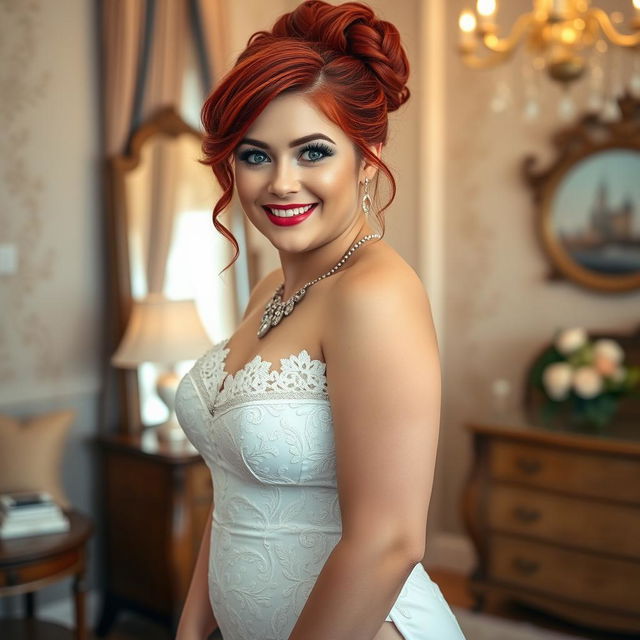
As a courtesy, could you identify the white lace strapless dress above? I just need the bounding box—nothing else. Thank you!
[175,337,466,640]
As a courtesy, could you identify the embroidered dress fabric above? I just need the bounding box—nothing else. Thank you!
[175,337,466,640]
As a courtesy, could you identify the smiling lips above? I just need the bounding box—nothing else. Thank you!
[263,203,318,226]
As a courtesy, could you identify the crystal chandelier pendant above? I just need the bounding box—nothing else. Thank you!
[558,89,576,122]
[489,79,512,114]
[630,53,640,98]
[521,54,542,122]
[631,72,640,99]
[601,96,621,122]
[523,98,540,121]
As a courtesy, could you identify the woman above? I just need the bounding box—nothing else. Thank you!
[175,2,466,639]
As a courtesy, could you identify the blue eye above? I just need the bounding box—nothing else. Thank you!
[299,142,334,162]
[237,142,334,166]
[238,148,269,165]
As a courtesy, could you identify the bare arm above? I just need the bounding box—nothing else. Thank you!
[288,265,441,639]
[175,504,218,639]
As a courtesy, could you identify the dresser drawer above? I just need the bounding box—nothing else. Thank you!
[489,440,640,503]
[489,484,640,559]
[489,533,640,612]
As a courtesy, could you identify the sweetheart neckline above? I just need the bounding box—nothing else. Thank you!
[214,337,328,397]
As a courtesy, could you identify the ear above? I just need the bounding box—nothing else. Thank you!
[359,142,383,182]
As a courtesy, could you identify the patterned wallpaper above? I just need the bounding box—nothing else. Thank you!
[0,1,57,388]
[0,0,99,405]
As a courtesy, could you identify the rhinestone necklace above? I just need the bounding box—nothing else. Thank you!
[257,233,381,338]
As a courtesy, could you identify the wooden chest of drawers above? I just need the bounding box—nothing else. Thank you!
[463,420,640,634]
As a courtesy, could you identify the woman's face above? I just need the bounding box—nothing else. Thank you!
[232,92,377,254]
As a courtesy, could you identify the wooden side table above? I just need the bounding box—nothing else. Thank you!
[95,430,213,637]
[0,510,94,640]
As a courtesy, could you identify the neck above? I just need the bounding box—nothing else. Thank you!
[277,218,377,300]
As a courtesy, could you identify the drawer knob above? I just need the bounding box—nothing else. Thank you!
[513,505,541,523]
[515,456,542,474]
[512,556,540,575]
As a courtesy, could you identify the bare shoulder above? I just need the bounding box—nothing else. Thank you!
[242,267,284,319]
[324,243,436,350]
[320,243,441,554]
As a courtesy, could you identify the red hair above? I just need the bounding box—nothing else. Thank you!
[200,0,410,271]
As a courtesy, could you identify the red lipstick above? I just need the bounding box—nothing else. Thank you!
[262,203,318,227]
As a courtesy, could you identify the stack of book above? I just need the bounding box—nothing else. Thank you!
[0,491,70,539]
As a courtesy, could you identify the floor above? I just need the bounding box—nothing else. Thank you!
[93,568,637,640]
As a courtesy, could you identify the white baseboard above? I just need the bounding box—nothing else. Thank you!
[423,531,476,574]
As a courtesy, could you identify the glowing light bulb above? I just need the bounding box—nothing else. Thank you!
[559,25,578,44]
[459,9,478,49]
[476,0,497,30]
[477,0,496,17]
[459,10,477,33]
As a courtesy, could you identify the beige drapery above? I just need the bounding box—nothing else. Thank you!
[140,0,188,295]
[195,0,231,87]
[102,0,147,156]
[100,0,148,433]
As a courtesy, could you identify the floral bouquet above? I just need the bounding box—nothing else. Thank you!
[528,327,640,432]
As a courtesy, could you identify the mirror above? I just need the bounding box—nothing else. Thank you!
[108,106,248,432]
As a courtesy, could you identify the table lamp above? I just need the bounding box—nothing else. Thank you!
[111,293,213,443]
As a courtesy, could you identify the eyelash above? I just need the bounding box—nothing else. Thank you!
[238,142,334,166]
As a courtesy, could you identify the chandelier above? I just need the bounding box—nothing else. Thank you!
[458,0,640,120]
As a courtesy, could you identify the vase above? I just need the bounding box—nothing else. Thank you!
[537,395,620,434]
[567,395,620,434]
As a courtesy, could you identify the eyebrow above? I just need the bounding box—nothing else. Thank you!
[237,133,336,150]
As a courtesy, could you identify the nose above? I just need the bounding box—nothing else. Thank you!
[267,159,300,197]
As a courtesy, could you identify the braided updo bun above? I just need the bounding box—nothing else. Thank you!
[201,0,411,271]
[266,1,410,112]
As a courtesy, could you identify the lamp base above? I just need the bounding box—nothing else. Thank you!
[152,369,198,453]
[155,413,197,452]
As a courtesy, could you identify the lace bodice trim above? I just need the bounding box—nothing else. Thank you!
[190,337,329,415]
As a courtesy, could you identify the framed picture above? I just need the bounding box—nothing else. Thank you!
[523,93,640,293]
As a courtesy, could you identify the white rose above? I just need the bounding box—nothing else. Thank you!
[542,362,573,400]
[572,366,603,399]
[593,339,624,365]
[555,327,588,355]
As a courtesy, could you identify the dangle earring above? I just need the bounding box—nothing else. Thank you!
[361,177,372,215]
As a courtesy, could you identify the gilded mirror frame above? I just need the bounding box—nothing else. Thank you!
[107,105,250,432]
[523,93,640,293]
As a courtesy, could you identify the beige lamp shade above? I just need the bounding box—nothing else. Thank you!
[111,293,213,367]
